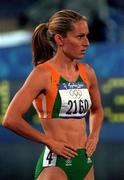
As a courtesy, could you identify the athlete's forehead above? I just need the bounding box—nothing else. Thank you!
[69,20,89,36]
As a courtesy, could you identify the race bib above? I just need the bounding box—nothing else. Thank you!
[58,82,91,118]
[43,146,57,167]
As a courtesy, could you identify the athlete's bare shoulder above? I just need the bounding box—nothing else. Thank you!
[34,63,51,76]
[81,63,94,74]
[22,62,52,94]
[33,62,51,79]
[81,63,97,88]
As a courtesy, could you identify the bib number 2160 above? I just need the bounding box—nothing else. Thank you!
[66,99,89,115]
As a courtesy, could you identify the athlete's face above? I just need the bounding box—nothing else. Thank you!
[62,20,89,60]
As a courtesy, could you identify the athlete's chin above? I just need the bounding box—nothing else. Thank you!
[76,54,85,59]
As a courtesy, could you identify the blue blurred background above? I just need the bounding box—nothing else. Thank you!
[0,0,124,179]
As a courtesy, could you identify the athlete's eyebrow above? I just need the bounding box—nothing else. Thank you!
[76,33,89,37]
[79,34,85,37]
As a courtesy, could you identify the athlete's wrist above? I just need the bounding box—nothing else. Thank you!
[88,133,99,141]
[40,134,52,147]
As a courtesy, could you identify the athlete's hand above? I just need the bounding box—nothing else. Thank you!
[47,138,78,159]
[85,134,99,157]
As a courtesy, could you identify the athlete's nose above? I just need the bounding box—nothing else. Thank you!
[83,36,90,47]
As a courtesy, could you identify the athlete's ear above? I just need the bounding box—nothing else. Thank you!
[54,34,64,46]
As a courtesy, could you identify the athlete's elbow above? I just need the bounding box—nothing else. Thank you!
[96,107,104,121]
[91,106,104,121]
[2,116,11,128]
[2,114,16,129]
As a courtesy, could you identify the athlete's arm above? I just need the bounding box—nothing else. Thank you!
[2,65,51,144]
[85,65,104,156]
[2,65,77,159]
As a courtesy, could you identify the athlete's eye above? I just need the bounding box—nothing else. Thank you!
[78,35,84,39]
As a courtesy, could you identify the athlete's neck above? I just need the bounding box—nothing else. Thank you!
[49,58,78,74]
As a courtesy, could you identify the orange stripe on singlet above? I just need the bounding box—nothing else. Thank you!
[77,62,90,90]
[34,63,60,119]
[44,63,60,118]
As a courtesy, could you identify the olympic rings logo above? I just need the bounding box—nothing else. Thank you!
[69,89,82,99]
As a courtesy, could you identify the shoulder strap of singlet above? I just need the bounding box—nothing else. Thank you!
[77,62,90,90]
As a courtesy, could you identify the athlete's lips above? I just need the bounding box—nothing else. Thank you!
[81,50,86,54]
